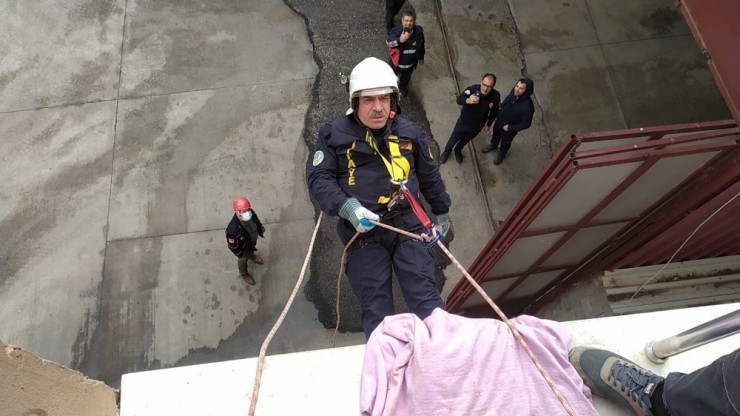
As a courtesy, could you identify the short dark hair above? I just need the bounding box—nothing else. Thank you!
[402,10,416,20]
[483,73,497,85]
[517,78,527,85]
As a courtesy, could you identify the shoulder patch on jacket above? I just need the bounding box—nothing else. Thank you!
[312,150,324,166]
[399,141,413,151]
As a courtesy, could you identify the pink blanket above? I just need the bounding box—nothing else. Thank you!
[361,308,597,415]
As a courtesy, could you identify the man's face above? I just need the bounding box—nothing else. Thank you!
[357,94,391,130]
[480,76,495,96]
[514,81,527,97]
[402,16,415,31]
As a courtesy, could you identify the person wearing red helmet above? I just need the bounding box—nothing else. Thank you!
[225,196,266,285]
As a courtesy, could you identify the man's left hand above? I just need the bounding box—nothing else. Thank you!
[433,213,450,240]
[503,124,510,132]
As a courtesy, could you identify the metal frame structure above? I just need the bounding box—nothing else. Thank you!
[447,120,739,315]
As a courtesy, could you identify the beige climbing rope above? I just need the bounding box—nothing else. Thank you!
[249,212,576,416]
[247,212,323,416]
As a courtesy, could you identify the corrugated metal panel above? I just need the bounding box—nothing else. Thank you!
[446,120,739,316]
[604,256,740,315]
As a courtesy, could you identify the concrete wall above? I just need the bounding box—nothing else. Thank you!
[1,342,119,416]
[528,272,614,321]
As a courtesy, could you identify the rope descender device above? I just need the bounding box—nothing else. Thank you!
[392,180,440,247]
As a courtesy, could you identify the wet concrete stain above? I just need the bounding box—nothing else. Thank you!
[65,54,115,103]
[606,54,731,127]
[67,0,122,42]
[22,410,48,416]
[0,145,113,286]
[639,7,682,36]
[114,89,238,237]
[121,2,290,98]
[78,237,164,387]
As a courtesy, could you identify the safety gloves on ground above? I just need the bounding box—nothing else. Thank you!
[339,197,380,233]
[432,213,450,240]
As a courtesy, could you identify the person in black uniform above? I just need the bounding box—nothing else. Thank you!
[308,57,451,339]
[226,196,265,285]
[441,73,500,164]
[387,11,425,98]
[481,78,535,165]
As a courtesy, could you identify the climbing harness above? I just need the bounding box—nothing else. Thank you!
[363,129,439,245]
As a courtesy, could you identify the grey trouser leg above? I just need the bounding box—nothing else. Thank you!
[663,348,739,416]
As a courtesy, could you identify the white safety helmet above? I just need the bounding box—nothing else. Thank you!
[348,57,399,105]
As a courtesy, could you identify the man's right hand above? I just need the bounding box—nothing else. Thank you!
[467,95,480,105]
[339,197,380,233]
[400,31,411,43]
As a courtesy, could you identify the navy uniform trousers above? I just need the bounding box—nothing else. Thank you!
[345,226,443,339]
[660,348,739,416]
[443,119,483,155]
[490,123,518,156]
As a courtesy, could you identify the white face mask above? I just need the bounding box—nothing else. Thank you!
[239,210,253,221]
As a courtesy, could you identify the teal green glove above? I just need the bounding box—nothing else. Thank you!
[433,213,450,240]
[339,197,380,233]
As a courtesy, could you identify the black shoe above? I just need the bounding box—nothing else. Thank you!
[241,273,256,286]
[440,151,450,164]
[482,143,498,153]
[569,347,664,416]
[493,152,506,165]
[454,149,463,163]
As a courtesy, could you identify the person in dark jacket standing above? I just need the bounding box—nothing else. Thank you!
[387,11,425,98]
[441,73,500,164]
[226,196,265,285]
[482,78,535,165]
[308,57,451,339]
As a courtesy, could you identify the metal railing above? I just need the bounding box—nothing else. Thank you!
[645,308,740,363]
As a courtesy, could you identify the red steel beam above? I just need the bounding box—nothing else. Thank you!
[481,263,578,283]
[565,149,739,288]
[573,127,738,160]
[447,152,578,310]
[495,156,660,302]
[521,218,635,238]
[574,119,735,142]
[576,141,737,169]
[678,1,740,124]
[520,148,738,315]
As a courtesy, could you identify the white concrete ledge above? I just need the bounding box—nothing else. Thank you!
[121,303,739,416]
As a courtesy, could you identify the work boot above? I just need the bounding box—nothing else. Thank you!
[440,151,450,164]
[481,143,498,153]
[454,148,463,163]
[569,347,664,416]
[241,273,256,286]
[250,253,264,264]
[493,152,506,165]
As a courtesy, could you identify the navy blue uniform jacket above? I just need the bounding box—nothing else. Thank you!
[225,212,264,256]
[308,116,450,242]
[495,78,535,133]
[457,84,500,130]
